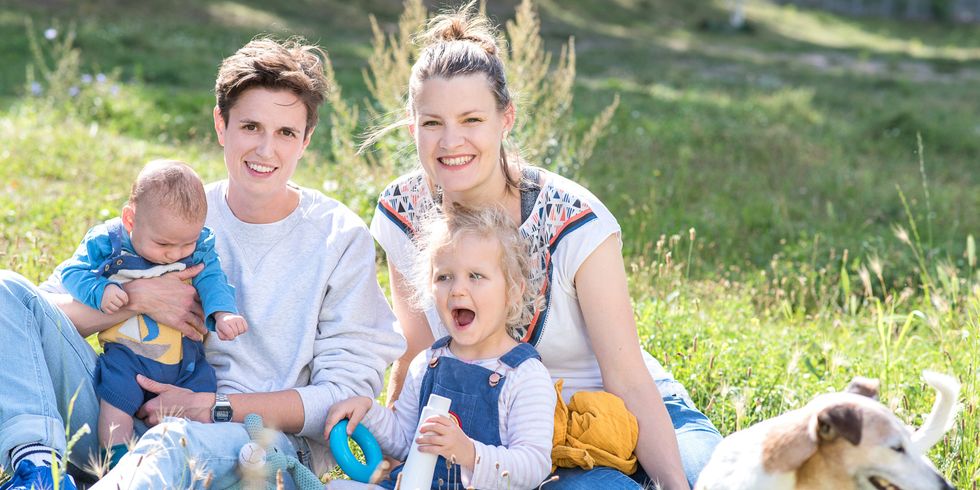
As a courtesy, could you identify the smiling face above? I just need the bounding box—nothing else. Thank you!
[214,87,313,217]
[411,74,515,206]
[123,204,203,265]
[431,231,516,360]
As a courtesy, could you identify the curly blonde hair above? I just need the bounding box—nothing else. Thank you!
[410,204,538,339]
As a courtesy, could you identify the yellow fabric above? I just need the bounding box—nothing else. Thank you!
[551,379,639,474]
[98,315,184,365]
[97,280,191,365]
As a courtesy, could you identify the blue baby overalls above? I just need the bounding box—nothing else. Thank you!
[381,336,541,490]
[100,219,198,278]
[93,220,215,415]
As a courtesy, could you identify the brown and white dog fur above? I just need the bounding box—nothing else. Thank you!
[695,371,959,490]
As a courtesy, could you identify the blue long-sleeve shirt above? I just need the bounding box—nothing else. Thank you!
[60,217,237,332]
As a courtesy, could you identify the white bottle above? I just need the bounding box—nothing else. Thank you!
[398,393,452,490]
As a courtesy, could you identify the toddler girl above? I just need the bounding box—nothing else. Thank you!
[326,205,555,489]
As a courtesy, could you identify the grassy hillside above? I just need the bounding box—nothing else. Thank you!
[1,0,977,486]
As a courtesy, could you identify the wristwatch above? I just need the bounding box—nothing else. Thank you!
[211,393,233,423]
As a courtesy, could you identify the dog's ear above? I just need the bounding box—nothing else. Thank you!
[845,376,880,400]
[761,403,866,473]
[815,404,863,446]
[761,412,818,473]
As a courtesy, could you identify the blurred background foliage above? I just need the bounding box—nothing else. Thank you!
[0,0,977,485]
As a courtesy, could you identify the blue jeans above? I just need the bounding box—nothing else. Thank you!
[0,271,300,489]
[90,417,299,490]
[547,379,721,490]
[0,270,101,469]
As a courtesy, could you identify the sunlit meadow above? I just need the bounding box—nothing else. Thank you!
[0,0,977,487]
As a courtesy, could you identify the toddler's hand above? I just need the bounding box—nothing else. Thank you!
[416,415,475,469]
[101,284,129,313]
[324,396,374,439]
[214,312,248,340]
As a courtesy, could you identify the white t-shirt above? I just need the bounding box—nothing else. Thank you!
[371,168,670,404]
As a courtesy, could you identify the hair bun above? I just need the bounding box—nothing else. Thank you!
[436,17,468,42]
[423,8,499,56]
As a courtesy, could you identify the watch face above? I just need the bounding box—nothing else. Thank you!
[213,406,233,422]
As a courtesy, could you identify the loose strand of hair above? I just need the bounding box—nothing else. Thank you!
[358,114,411,155]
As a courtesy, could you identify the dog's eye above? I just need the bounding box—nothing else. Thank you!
[891,444,906,453]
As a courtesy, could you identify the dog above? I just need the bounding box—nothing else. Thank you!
[695,371,959,490]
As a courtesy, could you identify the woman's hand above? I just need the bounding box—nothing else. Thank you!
[415,415,475,469]
[123,264,206,340]
[135,374,213,425]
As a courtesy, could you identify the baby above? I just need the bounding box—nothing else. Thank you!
[60,159,247,468]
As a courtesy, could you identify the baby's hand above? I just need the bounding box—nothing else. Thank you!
[214,312,248,340]
[101,284,129,313]
[324,396,374,439]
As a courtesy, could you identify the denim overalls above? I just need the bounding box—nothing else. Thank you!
[382,336,541,490]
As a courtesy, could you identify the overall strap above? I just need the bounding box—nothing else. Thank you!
[429,335,452,350]
[499,342,542,369]
[106,218,126,257]
[97,218,129,277]
[417,337,451,411]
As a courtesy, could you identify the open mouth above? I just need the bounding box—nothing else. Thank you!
[869,476,902,490]
[452,308,475,327]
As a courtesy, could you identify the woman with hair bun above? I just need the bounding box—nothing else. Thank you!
[369,4,721,489]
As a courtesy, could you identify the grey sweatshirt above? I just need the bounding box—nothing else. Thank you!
[44,180,405,472]
[203,181,404,442]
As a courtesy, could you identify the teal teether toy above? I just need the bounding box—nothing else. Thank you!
[329,419,383,483]
[241,413,322,490]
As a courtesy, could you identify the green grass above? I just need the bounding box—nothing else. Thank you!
[0,0,977,486]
